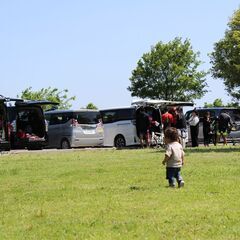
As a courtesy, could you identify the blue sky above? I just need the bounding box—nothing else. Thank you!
[1,1,239,109]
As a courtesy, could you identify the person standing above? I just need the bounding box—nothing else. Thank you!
[211,116,219,145]
[169,107,177,128]
[162,127,185,188]
[203,111,212,147]
[188,110,199,147]
[176,107,187,148]
[216,111,233,145]
[162,108,173,131]
[136,107,151,148]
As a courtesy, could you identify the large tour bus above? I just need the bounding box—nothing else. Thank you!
[100,99,193,148]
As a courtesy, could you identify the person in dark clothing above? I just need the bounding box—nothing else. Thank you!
[203,111,212,147]
[211,116,219,145]
[188,110,199,147]
[216,111,233,145]
[176,107,187,148]
[136,107,151,147]
[176,107,187,129]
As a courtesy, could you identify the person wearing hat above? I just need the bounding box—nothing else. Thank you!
[188,109,199,147]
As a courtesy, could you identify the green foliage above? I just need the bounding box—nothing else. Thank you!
[204,98,223,107]
[18,87,76,110]
[210,8,240,100]
[204,98,239,107]
[128,37,208,101]
[0,148,240,239]
[85,103,98,109]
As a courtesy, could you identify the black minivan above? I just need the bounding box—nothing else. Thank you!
[0,97,11,150]
[0,96,57,150]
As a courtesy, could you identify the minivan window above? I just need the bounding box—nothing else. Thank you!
[101,111,117,124]
[74,112,100,124]
[117,109,135,121]
[49,113,72,125]
[223,109,240,122]
[101,108,135,124]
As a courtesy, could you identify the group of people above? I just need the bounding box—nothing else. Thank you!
[188,109,233,147]
[161,106,187,147]
[136,106,188,148]
[137,106,234,149]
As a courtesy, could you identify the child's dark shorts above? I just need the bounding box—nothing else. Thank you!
[166,167,181,180]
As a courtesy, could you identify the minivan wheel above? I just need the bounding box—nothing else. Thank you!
[114,135,126,148]
[61,139,70,149]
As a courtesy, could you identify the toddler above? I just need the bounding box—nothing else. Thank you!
[162,127,185,188]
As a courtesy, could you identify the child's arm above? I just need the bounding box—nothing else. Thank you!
[162,145,172,165]
[182,150,185,165]
[162,154,170,165]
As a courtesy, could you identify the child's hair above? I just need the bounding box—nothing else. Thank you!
[164,127,179,142]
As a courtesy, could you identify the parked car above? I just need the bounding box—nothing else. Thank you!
[44,109,104,149]
[8,100,57,150]
[100,99,193,148]
[0,97,11,151]
[0,96,56,150]
[185,107,240,143]
[100,106,145,147]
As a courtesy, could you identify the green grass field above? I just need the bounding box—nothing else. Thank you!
[0,147,240,239]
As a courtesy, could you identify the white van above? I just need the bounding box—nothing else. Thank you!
[45,109,104,149]
[100,107,139,147]
[100,100,194,148]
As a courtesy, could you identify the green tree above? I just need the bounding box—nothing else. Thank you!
[210,8,240,100]
[85,103,98,110]
[18,87,76,110]
[204,98,223,107]
[128,37,208,101]
[204,98,239,107]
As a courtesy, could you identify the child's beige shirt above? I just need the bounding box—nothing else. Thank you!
[165,141,184,168]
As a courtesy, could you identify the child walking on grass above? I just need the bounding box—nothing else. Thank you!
[162,127,185,188]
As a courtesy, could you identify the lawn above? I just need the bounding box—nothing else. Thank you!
[0,147,240,239]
